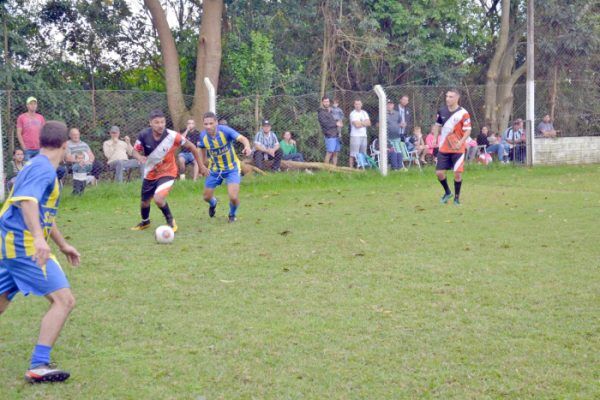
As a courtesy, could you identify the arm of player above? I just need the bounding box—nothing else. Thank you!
[432,124,441,147]
[454,129,472,150]
[49,222,80,267]
[20,200,50,268]
[237,135,253,157]
[131,147,147,165]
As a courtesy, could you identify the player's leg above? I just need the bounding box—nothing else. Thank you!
[153,178,176,231]
[436,152,453,204]
[452,153,465,205]
[132,179,155,230]
[225,170,242,222]
[203,172,222,218]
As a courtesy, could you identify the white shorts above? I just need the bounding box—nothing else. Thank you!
[350,136,367,156]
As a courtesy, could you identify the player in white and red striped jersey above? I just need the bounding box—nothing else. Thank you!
[130,109,208,231]
[432,89,472,205]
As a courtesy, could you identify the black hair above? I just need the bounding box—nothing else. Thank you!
[148,109,165,120]
[40,121,69,149]
[203,112,217,120]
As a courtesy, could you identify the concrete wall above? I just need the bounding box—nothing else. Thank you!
[534,136,600,165]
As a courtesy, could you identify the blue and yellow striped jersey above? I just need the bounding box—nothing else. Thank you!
[0,155,60,259]
[198,125,241,172]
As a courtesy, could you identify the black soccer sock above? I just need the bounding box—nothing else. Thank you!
[141,205,151,221]
[454,180,462,200]
[439,178,451,195]
[159,203,173,223]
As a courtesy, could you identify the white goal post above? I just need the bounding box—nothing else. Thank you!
[373,85,388,176]
[204,77,216,114]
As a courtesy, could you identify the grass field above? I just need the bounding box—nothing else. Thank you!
[1,164,599,399]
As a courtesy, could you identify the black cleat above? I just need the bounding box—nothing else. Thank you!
[208,204,217,218]
[228,215,237,223]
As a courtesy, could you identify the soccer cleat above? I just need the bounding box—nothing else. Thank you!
[440,193,453,204]
[25,363,70,383]
[208,204,216,218]
[168,219,178,233]
[453,198,461,206]
[228,215,237,223]
[131,220,151,230]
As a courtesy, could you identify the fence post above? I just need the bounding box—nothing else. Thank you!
[373,85,388,176]
[0,91,5,202]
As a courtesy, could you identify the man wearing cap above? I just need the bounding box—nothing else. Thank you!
[16,97,46,160]
[253,119,282,171]
[103,126,143,182]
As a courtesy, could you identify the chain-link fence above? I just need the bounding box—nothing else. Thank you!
[1,80,598,184]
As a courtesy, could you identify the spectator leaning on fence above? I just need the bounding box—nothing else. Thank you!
[65,128,102,182]
[16,97,45,160]
[279,131,304,162]
[253,119,282,171]
[537,114,557,138]
[178,119,201,181]
[318,96,341,165]
[349,99,371,168]
[103,125,143,183]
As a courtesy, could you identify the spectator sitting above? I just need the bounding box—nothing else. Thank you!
[103,125,143,183]
[476,126,490,147]
[537,114,557,138]
[65,127,103,181]
[411,126,428,164]
[502,119,526,163]
[218,118,228,126]
[253,119,282,171]
[425,127,440,163]
[177,119,201,181]
[279,131,304,162]
[72,152,92,195]
[6,148,26,191]
[485,128,510,163]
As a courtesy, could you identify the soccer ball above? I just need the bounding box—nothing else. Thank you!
[155,225,175,244]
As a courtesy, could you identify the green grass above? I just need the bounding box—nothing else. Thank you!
[1,164,599,399]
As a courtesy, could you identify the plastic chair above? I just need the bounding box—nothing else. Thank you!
[391,140,421,170]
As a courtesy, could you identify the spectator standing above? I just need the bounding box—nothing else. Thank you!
[280,131,304,162]
[349,99,371,168]
[177,119,201,181]
[331,99,344,137]
[16,97,45,160]
[537,114,557,138]
[65,128,102,182]
[318,96,341,165]
[253,120,282,171]
[103,126,143,182]
[397,95,412,140]
[385,99,404,170]
[6,148,26,191]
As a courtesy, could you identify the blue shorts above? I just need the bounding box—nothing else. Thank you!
[325,137,341,153]
[0,256,70,301]
[205,169,241,189]
[178,152,195,165]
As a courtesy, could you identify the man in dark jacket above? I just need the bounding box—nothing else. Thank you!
[318,96,341,165]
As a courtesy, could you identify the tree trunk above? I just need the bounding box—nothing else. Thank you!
[3,16,14,153]
[484,0,511,132]
[144,0,188,129]
[191,0,223,123]
[549,64,558,120]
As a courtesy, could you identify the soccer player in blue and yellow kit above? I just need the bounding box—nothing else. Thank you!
[198,112,252,222]
[0,121,81,383]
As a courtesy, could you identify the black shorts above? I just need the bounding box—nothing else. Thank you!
[436,151,465,172]
[141,176,175,201]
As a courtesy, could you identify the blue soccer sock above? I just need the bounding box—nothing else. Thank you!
[229,202,238,217]
[30,344,52,369]
[208,197,217,207]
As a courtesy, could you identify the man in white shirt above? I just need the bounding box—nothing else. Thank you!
[103,126,142,182]
[348,99,371,168]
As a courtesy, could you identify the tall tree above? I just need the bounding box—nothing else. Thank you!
[144,0,223,129]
